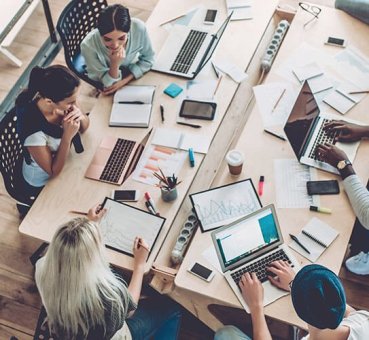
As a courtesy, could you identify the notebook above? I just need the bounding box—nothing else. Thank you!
[289,217,339,262]
[99,198,166,257]
[109,85,155,127]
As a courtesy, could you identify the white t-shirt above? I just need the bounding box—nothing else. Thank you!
[301,310,369,340]
[22,131,61,187]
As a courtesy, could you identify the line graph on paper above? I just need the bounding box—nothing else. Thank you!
[190,179,262,232]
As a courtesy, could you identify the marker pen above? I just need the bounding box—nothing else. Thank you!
[145,201,156,215]
[145,192,159,215]
[309,205,332,214]
[189,148,195,167]
[258,176,264,196]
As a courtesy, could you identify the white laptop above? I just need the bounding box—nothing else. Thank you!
[152,14,232,79]
[284,81,361,174]
[211,205,300,313]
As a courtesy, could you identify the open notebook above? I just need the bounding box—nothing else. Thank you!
[109,85,155,127]
[289,217,339,262]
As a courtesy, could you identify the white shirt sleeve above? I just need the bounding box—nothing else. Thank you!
[343,175,369,230]
[24,131,47,147]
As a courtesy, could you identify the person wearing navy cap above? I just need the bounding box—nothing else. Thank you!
[214,261,369,340]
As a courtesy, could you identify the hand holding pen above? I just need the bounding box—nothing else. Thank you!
[133,237,149,265]
[86,204,106,222]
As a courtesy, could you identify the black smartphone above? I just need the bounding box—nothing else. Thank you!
[188,262,215,282]
[204,9,217,25]
[306,180,340,195]
[112,190,140,202]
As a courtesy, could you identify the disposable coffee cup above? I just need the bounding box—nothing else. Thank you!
[226,150,244,176]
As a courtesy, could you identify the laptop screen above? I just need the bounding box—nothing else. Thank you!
[213,206,281,271]
[284,81,320,158]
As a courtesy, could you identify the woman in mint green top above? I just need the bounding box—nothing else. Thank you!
[81,4,155,95]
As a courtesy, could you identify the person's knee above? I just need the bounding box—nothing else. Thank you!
[215,325,249,340]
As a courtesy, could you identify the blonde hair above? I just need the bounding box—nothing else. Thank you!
[37,218,129,339]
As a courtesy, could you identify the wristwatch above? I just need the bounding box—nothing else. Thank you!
[337,159,351,170]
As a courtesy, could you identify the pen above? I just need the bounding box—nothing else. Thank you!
[264,129,286,141]
[118,101,144,104]
[302,230,327,248]
[211,61,220,78]
[258,176,264,196]
[69,210,88,216]
[348,90,369,94]
[160,104,165,123]
[213,75,223,96]
[272,88,286,112]
[189,148,195,167]
[176,122,202,128]
[159,13,187,26]
[138,240,150,252]
[310,205,332,214]
[144,192,159,215]
[145,201,156,215]
[289,234,311,254]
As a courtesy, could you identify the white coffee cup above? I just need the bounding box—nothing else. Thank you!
[225,150,244,175]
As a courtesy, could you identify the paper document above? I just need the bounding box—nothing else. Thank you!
[100,198,165,256]
[186,79,218,100]
[289,217,339,262]
[132,145,186,186]
[212,59,248,83]
[274,159,320,208]
[292,62,323,83]
[151,127,211,154]
[202,246,223,273]
[226,0,253,20]
[307,75,333,94]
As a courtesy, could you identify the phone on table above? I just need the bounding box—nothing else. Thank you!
[324,36,346,48]
[204,9,217,25]
[306,180,340,195]
[188,262,215,282]
[112,190,140,202]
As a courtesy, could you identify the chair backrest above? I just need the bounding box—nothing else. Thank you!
[0,109,38,205]
[56,0,107,90]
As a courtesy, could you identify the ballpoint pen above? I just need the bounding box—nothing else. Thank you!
[188,148,195,167]
[289,233,311,254]
[160,104,165,122]
[145,201,156,215]
[176,122,202,128]
[271,88,286,112]
[263,129,286,141]
[118,101,144,104]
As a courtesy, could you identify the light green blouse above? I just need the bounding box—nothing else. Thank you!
[81,18,155,87]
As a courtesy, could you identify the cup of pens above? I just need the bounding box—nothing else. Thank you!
[154,169,181,202]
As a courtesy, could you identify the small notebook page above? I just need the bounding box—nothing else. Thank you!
[113,85,155,104]
[289,217,339,262]
[292,62,323,83]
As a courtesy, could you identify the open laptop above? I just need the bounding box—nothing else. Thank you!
[284,81,360,174]
[152,13,232,79]
[211,205,300,313]
[85,132,150,185]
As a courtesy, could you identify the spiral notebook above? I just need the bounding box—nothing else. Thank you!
[289,217,339,262]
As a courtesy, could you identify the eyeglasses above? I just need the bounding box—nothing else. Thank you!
[299,2,322,28]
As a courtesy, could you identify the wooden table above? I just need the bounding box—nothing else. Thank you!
[19,0,278,273]
[172,4,369,330]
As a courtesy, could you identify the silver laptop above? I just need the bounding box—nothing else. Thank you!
[152,14,232,79]
[211,205,300,313]
[284,81,360,174]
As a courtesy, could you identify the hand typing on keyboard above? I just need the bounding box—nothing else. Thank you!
[266,260,296,292]
[324,120,369,143]
[315,143,349,168]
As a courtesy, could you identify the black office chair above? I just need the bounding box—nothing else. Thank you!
[56,0,107,90]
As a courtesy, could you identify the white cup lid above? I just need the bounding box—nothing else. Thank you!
[226,150,244,166]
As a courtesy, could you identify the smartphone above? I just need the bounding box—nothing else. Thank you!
[324,36,346,48]
[112,190,140,202]
[188,262,215,282]
[306,180,340,195]
[204,9,217,25]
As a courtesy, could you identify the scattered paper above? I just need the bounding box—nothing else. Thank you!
[292,62,323,83]
[307,75,333,94]
[227,0,253,20]
[274,159,320,208]
[186,79,218,100]
[202,245,223,273]
[212,59,248,83]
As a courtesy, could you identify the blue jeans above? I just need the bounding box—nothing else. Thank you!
[335,0,369,25]
[215,326,252,340]
[126,295,182,340]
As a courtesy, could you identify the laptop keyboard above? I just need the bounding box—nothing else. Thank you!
[230,249,293,285]
[308,118,337,160]
[170,30,208,74]
[100,138,135,184]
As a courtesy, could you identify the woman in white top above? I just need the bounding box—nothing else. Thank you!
[16,65,89,195]
[35,204,182,339]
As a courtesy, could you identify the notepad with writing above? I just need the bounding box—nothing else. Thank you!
[289,217,339,262]
[109,85,155,127]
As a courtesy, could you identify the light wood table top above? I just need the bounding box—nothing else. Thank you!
[19,0,277,272]
[174,4,369,328]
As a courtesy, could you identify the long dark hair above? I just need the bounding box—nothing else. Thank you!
[97,4,131,35]
[16,65,80,105]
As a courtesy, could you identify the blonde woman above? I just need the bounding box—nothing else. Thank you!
[35,204,182,339]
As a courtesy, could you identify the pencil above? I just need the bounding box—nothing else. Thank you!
[348,90,369,94]
[159,13,186,26]
[69,210,88,216]
[138,240,150,252]
[271,88,286,112]
[213,75,223,96]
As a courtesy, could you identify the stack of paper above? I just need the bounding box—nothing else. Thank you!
[226,0,253,20]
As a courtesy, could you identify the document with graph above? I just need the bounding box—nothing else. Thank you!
[99,198,165,256]
[190,179,262,232]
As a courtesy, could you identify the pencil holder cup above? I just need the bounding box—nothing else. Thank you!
[161,187,178,202]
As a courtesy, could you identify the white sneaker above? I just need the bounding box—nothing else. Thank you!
[345,252,369,275]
